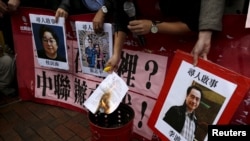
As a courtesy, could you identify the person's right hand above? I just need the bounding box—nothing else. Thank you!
[55,8,68,23]
[104,54,121,73]
[93,9,105,34]
[0,0,8,17]
[127,19,152,35]
[191,31,212,66]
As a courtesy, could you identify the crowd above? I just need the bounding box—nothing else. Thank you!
[0,0,245,91]
[0,0,248,131]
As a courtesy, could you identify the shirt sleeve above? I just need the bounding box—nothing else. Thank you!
[199,0,225,31]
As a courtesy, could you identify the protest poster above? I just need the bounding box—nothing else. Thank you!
[30,14,69,70]
[75,21,112,77]
[148,50,250,141]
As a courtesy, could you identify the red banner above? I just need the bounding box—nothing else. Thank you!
[11,7,250,141]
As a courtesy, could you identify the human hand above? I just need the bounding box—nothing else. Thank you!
[191,31,212,66]
[55,8,68,23]
[7,0,20,12]
[0,0,8,17]
[103,54,121,73]
[93,9,105,34]
[127,19,152,35]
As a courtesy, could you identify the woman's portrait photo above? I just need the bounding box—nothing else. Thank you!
[33,24,67,62]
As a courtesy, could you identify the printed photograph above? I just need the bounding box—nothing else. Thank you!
[161,81,225,141]
[150,58,238,141]
[75,21,112,77]
[30,14,69,70]
[33,24,67,62]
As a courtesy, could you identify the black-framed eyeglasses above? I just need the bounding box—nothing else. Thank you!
[42,38,56,44]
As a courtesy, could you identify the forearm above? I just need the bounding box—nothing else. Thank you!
[157,21,191,35]
[113,31,126,58]
[198,31,212,42]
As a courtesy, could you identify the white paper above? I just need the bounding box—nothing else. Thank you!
[84,72,129,114]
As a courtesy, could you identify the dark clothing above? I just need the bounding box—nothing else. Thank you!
[21,0,61,10]
[159,0,200,31]
[163,105,197,133]
[58,0,92,15]
[21,0,92,14]
[199,0,225,31]
[104,0,132,34]
[85,47,97,68]
[37,50,66,62]
[0,0,15,50]
[104,0,201,33]
[0,15,14,50]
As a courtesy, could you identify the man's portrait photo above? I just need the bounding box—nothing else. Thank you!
[162,82,226,141]
[151,59,238,141]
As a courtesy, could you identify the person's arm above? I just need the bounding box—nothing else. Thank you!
[191,0,225,65]
[0,0,20,17]
[93,0,129,72]
[55,0,70,22]
[93,0,114,34]
[92,7,107,34]
[104,31,126,72]
[127,19,191,35]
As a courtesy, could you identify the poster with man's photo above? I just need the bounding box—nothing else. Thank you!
[75,21,112,77]
[30,14,69,70]
[148,50,250,141]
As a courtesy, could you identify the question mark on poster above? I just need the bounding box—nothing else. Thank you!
[145,60,158,89]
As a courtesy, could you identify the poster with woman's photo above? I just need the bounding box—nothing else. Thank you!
[148,50,250,141]
[75,21,112,77]
[30,14,69,70]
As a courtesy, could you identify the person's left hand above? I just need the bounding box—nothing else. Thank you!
[93,9,105,34]
[191,31,212,66]
[7,0,20,12]
[55,8,68,23]
[127,19,152,35]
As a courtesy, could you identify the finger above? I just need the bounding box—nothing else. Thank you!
[0,6,7,13]
[55,13,59,23]
[94,24,103,33]
[94,23,100,31]
[192,53,199,66]
[202,54,208,61]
